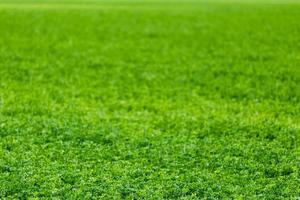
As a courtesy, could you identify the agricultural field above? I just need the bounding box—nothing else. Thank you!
[0,0,299,198]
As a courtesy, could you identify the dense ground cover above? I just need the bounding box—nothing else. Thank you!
[0,0,299,198]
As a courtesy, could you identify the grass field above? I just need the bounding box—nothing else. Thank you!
[0,0,300,198]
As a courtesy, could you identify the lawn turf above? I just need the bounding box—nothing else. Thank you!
[0,0,300,198]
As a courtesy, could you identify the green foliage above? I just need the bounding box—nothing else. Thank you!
[0,0,299,198]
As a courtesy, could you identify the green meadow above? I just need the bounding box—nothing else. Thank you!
[0,0,299,198]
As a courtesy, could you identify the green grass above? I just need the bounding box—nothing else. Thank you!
[0,0,299,198]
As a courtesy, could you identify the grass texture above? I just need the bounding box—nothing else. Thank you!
[0,0,299,198]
